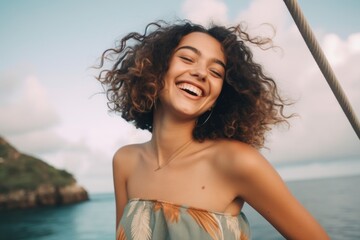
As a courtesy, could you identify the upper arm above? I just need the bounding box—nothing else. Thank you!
[231,145,329,239]
[113,147,130,229]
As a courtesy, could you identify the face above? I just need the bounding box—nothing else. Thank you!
[159,32,226,120]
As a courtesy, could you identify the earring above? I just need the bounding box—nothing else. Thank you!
[197,108,213,127]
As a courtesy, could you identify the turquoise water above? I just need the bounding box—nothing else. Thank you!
[0,194,115,240]
[1,175,359,240]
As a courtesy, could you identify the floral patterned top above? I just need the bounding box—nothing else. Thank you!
[117,198,251,240]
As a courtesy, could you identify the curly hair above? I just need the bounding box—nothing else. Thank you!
[97,20,291,148]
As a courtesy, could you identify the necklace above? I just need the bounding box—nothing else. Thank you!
[153,139,193,171]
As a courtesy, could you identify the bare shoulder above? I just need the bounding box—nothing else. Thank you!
[214,140,273,181]
[113,143,143,161]
[113,143,146,178]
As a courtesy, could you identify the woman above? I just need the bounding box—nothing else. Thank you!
[97,20,329,240]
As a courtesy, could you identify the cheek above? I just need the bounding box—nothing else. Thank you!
[162,70,174,88]
[162,64,177,85]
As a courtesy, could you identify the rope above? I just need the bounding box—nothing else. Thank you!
[283,0,360,139]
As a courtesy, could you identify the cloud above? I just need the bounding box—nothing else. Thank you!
[323,33,360,65]
[181,0,228,25]
[234,0,288,33]
[264,32,360,162]
[5,129,68,155]
[0,75,59,134]
[0,64,34,99]
[40,141,114,193]
[201,0,360,164]
[0,67,151,193]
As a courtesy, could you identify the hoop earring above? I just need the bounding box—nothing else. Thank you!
[197,108,213,127]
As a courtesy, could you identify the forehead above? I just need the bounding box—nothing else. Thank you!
[177,32,225,62]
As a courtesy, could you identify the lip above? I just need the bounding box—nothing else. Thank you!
[175,80,206,97]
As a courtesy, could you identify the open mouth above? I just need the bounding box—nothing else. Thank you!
[176,82,203,97]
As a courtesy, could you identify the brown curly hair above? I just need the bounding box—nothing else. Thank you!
[97,20,291,148]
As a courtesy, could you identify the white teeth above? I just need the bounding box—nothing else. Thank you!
[176,83,203,97]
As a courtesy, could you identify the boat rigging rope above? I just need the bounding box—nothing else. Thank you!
[283,0,360,139]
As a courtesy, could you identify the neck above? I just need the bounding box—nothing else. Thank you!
[150,108,196,169]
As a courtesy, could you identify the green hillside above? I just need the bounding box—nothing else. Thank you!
[0,136,75,193]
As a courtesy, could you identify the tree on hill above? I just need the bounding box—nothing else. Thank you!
[0,136,75,193]
[0,136,88,210]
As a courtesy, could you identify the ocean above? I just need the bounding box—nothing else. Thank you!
[1,175,359,240]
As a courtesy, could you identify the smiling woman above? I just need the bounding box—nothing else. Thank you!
[98,20,287,148]
[159,32,225,125]
[96,20,329,239]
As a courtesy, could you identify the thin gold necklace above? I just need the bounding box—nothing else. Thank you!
[153,139,193,171]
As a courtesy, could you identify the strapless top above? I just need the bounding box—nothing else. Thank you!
[117,198,251,240]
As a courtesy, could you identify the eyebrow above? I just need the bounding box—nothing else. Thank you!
[174,45,226,69]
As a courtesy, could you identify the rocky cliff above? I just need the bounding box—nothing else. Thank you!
[0,136,89,210]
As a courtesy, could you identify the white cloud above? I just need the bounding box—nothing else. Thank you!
[0,69,151,193]
[234,0,288,32]
[182,0,228,25]
[348,33,360,52]
[5,129,68,155]
[222,0,360,163]
[0,64,33,99]
[323,33,360,65]
[40,142,114,193]
[265,30,360,162]
[0,76,59,134]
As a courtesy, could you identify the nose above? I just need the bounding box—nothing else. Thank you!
[190,64,207,81]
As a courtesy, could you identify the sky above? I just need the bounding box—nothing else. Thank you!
[0,0,359,193]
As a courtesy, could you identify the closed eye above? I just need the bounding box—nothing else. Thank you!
[179,56,193,63]
[210,69,223,78]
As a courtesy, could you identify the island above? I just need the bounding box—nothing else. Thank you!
[0,136,89,210]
